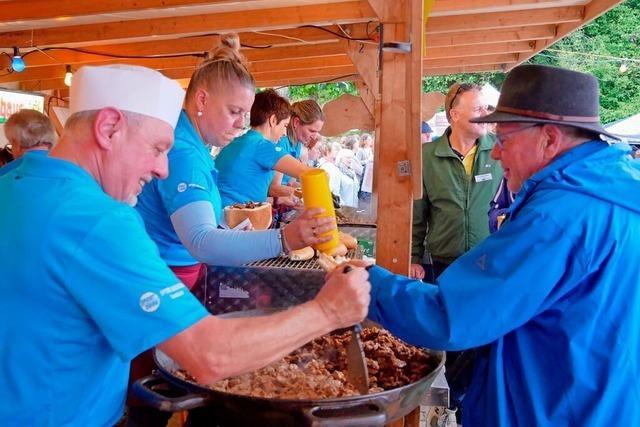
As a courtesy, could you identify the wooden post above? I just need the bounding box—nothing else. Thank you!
[367,0,423,274]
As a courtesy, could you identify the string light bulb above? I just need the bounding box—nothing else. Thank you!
[64,65,73,86]
[11,47,25,73]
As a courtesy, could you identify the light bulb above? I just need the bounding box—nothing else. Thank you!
[11,47,25,73]
[64,65,72,87]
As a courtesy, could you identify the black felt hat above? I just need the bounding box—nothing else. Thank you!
[470,64,619,140]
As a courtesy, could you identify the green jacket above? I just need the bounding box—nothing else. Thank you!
[412,129,503,265]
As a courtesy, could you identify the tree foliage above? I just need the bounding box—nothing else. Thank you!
[285,0,640,123]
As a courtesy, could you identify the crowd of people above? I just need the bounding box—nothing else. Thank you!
[1,32,639,427]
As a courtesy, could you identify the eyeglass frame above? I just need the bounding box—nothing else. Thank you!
[495,123,541,148]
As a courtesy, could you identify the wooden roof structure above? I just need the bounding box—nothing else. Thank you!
[0,0,623,91]
[0,0,623,278]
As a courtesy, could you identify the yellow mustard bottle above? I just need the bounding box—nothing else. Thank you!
[300,168,339,253]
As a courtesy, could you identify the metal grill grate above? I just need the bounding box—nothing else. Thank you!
[245,248,361,271]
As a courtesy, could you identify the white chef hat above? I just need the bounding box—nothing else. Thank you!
[70,64,185,129]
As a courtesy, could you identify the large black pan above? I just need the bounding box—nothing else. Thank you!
[133,309,444,427]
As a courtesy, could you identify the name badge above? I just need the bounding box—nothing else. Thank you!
[474,173,493,183]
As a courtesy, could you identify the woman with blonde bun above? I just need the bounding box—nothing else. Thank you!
[130,34,336,426]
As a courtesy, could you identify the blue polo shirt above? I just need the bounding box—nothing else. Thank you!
[0,154,208,426]
[215,129,288,207]
[0,149,48,178]
[136,110,223,266]
[276,135,302,185]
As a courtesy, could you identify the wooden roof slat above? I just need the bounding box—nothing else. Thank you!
[426,25,556,48]
[424,64,509,76]
[426,6,583,34]
[0,42,349,84]
[0,0,238,22]
[0,1,375,47]
[423,53,519,69]
[430,0,585,16]
[426,41,535,59]
[0,26,361,69]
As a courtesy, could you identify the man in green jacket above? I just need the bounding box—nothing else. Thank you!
[411,83,503,281]
[411,82,504,424]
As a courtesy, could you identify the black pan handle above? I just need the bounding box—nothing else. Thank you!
[132,373,212,412]
[303,403,386,427]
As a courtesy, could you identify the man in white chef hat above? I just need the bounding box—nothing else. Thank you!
[0,65,371,426]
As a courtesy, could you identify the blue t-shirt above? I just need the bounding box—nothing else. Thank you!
[275,135,302,185]
[0,154,208,426]
[0,149,48,178]
[136,110,223,266]
[215,129,288,207]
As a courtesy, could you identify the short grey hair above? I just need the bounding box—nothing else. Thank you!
[65,109,146,131]
[4,109,56,149]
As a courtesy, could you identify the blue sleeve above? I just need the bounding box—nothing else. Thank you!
[171,201,282,266]
[368,208,586,351]
[157,151,214,215]
[64,206,208,360]
[255,140,289,170]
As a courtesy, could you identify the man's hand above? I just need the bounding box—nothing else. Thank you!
[313,264,370,328]
[409,263,425,280]
[283,208,336,250]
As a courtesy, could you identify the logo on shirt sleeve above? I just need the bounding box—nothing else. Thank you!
[177,182,206,192]
[139,292,161,312]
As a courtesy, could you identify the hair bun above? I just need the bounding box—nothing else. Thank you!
[221,33,241,52]
[206,32,246,65]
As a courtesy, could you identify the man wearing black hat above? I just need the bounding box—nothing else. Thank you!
[359,64,640,426]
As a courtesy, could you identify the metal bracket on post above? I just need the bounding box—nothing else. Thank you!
[382,41,412,53]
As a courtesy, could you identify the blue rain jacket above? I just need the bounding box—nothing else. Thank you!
[368,141,640,426]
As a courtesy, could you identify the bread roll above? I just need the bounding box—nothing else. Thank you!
[224,202,272,230]
[289,246,315,261]
[338,231,358,250]
[326,242,348,257]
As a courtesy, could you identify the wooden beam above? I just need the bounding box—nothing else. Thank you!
[369,0,424,274]
[346,40,380,97]
[512,0,624,69]
[426,6,583,34]
[0,0,237,22]
[426,41,535,60]
[426,25,556,48]
[0,1,376,47]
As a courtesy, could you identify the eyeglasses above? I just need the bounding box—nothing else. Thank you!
[495,124,541,148]
[446,83,481,114]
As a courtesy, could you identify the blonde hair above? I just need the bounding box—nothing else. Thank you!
[4,109,56,149]
[287,99,324,142]
[186,33,255,101]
